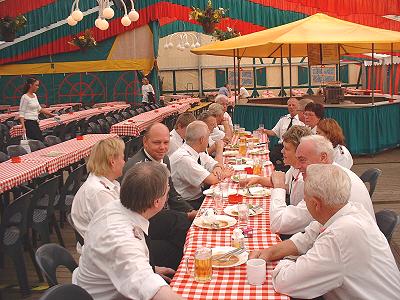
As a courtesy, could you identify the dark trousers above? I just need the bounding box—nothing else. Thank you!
[188,195,206,210]
[25,119,44,141]
[147,209,191,269]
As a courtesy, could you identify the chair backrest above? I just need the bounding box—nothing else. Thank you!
[105,116,117,126]
[35,244,78,286]
[1,190,33,248]
[0,151,9,162]
[375,210,399,242]
[58,164,85,210]
[39,284,92,300]
[7,144,28,157]
[359,168,382,197]
[44,135,62,147]
[87,122,101,134]
[97,119,110,133]
[28,139,46,152]
[113,114,123,122]
[67,213,84,247]
[121,111,130,120]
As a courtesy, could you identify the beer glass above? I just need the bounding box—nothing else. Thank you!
[253,158,263,175]
[239,142,247,156]
[186,247,213,283]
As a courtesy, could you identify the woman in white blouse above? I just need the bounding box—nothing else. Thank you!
[141,77,155,105]
[317,118,353,169]
[18,77,55,141]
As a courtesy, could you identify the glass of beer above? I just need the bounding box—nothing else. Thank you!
[239,142,247,156]
[253,158,263,175]
[186,247,213,283]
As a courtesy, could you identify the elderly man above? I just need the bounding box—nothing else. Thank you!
[264,97,304,171]
[208,103,233,143]
[250,164,400,299]
[269,135,374,235]
[215,94,233,129]
[167,112,196,156]
[198,111,224,163]
[218,82,232,97]
[170,121,233,209]
[73,162,184,300]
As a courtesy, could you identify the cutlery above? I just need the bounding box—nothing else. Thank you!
[212,247,245,261]
[214,248,246,262]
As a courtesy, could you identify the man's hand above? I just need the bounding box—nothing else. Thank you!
[222,166,234,179]
[187,210,198,220]
[246,176,272,187]
[249,249,270,261]
[271,171,286,189]
[155,266,176,283]
[212,165,224,180]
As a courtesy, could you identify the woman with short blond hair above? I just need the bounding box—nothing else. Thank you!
[317,118,353,169]
[72,137,125,240]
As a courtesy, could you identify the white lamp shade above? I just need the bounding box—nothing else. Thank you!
[67,15,78,26]
[99,19,109,30]
[121,15,132,26]
[103,7,114,19]
[71,9,84,22]
[94,18,102,28]
[184,42,190,48]
[128,10,139,22]
[194,42,201,48]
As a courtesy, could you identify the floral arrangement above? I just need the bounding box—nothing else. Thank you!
[213,27,240,41]
[69,29,97,50]
[0,15,27,42]
[189,0,227,34]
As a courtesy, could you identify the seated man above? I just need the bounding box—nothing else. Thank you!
[250,164,400,299]
[197,111,224,163]
[170,121,233,209]
[208,103,232,143]
[269,135,375,235]
[167,112,196,156]
[73,162,183,300]
[264,97,304,171]
[239,86,250,99]
[218,82,232,97]
[215,94,233,130]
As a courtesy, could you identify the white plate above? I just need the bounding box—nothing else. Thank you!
[248,149,269,155]
[231,174,259,183]
[211,246,248,268]
[238,187,271,198]
[231,164,251,171]
[223,150,239,157]
[203,187,237,197]
[224,204,264,217]
[193,215,237,229]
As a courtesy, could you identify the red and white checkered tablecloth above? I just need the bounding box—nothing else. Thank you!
[171,136,286,299]
[9,104,129,137]
[0,112,18,122]
[110,105,189,137]
[0,134,117,194]
[50,102,83,107]
[167,98,201,107]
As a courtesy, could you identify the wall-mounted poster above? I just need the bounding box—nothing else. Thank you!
[228,70,253,86]
[311,66,336,84]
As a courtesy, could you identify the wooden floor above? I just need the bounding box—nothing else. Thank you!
[1,147,400,299]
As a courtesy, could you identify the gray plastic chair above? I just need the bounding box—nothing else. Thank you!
[359,168,382,197]
[375,210,399,242]
[44,135,62,147]
[28,139,46,152]
[7,144,28,157]
[35,243,78,286]
[39,284,93,300]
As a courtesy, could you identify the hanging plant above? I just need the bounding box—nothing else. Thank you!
[68,29,97,51]
[189,0,227,34]
[0,15,27,42]
[213,27,240,41]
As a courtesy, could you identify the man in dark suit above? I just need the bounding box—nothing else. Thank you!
[122,122,194,269]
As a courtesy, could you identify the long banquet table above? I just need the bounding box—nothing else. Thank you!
[0,133,117,194]
[110,104,190,137]
[9,104,129,137]
[171,133,289,300]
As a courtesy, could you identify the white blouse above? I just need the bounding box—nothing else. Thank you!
[333,145,353,169]
[19,93,41,120]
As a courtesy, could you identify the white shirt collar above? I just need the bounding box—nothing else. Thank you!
[120,203,150,236]
[143,148,163,164]
[96,174,120,192]
[182,143,200,161]
[323,202,353,229]
[171,129,184,144]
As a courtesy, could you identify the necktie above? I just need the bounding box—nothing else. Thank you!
[287,116,294,131]
[197,157,201,165]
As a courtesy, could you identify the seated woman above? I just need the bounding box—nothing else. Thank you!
[317,118,353,169]
[71,137,125,240]
[304,102,324,134]
[247,125,312,206]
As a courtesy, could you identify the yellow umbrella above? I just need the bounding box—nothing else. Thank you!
[191,13,400,58]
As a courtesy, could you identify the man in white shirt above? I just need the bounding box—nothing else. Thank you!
[269,135,375,235]
[250,164,400,300]
[239,86,250,98]
[170,121,233,209]
[264,98,304,171]
[208,103,232,143]
[142,77,155,104]
[197,111,224,163]
[73,162,183,300]
[215,94,233,129]
[167,112,196,157]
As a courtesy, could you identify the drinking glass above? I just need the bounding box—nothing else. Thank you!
[237,203,249,228]
[238,142,247,156]
[253,158,263,175]
[238,173,247,189]
[234,124,240,133]
[219,181,229,198]
[186,247,213,283]
[213,189,224,214]
[247,259,266,285]
[247,140,254,150]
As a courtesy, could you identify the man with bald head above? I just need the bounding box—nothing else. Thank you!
[122,122,194,269]
[264,97,304,171]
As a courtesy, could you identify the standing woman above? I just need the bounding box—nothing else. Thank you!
[141,77,155,105]
[19,78,55,141]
